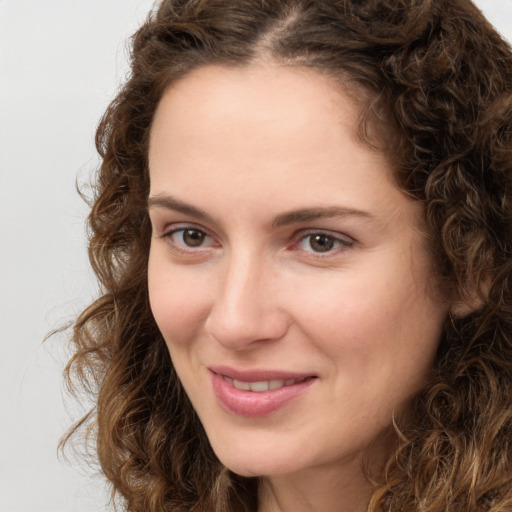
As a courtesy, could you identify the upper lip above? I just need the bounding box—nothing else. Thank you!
[209,365,316,382]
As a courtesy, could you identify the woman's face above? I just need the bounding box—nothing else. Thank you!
[147,64,448,480]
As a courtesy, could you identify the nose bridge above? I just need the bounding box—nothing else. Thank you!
[206,245,287,348]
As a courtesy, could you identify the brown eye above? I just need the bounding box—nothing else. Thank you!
[166,227,213,249]
[182,229,206,247]
[296,231,353,255]
[309,234,335,252]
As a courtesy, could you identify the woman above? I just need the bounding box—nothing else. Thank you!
[65,0,512,510]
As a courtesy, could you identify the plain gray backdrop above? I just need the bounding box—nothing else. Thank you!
[1,1,511,511]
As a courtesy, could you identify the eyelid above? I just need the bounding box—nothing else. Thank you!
[159,221,208,237]
[159,222,220,251]
[290,229,355,254]
[156,222,354,257]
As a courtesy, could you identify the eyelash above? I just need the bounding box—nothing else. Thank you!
[160,225,219,253]
[159,225,354,256]
[291,230,354,255]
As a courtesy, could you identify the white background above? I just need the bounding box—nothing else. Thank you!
[1,1,511,511]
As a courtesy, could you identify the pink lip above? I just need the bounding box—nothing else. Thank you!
[209,366,317,418]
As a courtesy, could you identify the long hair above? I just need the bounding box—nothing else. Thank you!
[64,1,512,510]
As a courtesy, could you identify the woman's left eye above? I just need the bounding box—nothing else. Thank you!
[296,232,353,254]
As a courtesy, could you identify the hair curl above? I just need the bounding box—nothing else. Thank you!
[64,1,512,510]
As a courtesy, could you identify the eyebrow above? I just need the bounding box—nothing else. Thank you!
[147,194,374,227]
[272,206,374,228]
[148,195,214,222]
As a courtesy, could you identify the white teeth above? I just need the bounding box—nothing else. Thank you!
[269,379,285,390]
[249,381,269,392]
[233,379,251,390]
[227,377,305,392]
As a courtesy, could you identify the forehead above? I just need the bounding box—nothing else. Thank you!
[148,63,390,189]
[150,64,355,142]
[148,63,405,210]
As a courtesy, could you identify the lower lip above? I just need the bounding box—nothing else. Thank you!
[210,372,316,418]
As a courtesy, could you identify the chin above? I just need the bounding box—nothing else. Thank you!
[211,443,301,478]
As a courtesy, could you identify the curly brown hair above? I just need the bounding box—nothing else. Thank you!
[64,0,512,510]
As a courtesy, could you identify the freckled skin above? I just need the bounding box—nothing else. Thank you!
[147,64,449,512]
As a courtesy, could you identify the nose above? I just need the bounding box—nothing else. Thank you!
[205,250,290,350]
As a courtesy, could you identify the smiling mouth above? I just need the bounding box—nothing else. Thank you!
[210,369,317,417]
[221,376,312,392]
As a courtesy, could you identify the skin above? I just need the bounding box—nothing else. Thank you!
[147,64,450,512]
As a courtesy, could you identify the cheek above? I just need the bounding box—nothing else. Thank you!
[286,272,389,347]
[147,252,211,345]
[293,265,446,371]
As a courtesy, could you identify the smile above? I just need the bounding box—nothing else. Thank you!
[222,376,310,392]
[209,367,317,417]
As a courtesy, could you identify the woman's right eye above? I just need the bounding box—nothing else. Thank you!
[162,227,217,251]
